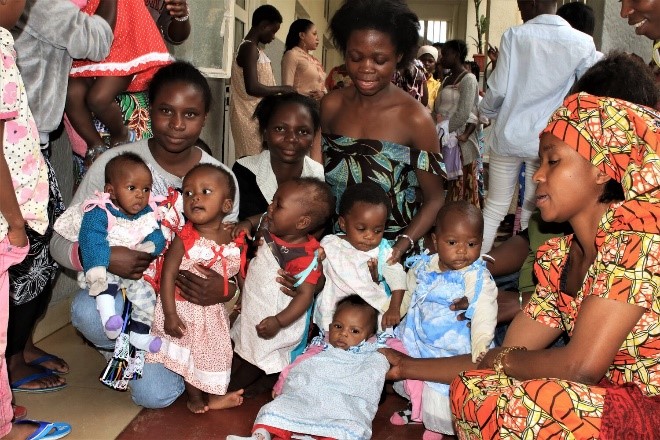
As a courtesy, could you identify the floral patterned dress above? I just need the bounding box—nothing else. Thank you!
[322,134,445,241]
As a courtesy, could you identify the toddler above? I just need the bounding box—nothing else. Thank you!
[55,153,165,352]
[147,164,245,413]
[393,201,497,438]
[230,177,334,396]
[65,0,172,151]
[228,295,390,440]
[314,182,408,332]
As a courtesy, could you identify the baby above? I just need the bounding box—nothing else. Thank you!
[230,177,334,396]
[394,201,497,437]
[314,182,408,331]
[55,153,165,352]
[228,295,390,440]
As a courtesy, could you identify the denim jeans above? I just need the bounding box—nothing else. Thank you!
[71,289,185,408]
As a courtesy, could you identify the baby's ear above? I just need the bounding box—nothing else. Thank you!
[296,215,312,231]
[104,183,114,198]
[222,198,234,214]
[337,215,346,232]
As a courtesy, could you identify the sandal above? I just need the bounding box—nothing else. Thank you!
[10,371,67,393]
[16,420,71,440]
[26,354,69,375]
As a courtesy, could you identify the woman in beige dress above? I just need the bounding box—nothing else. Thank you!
[229,5,294,159]
[281,19,327,101]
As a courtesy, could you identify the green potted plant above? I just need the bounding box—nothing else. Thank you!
[470,0,488,71]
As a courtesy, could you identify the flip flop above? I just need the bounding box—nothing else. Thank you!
[26,354,69,375]
[10,371,67,393]
[16,420,71,440]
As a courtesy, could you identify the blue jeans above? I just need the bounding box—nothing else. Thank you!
[70,289,185,408]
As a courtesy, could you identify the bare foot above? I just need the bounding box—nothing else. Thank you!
[207,389,244,410]
[186,397,208,414]
[185,383,208,414]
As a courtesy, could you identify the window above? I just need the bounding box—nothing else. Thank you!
[168,0,237,78]
[419,20,448,44]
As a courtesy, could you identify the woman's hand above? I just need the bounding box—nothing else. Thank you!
[487,44,499,67]
[108,246,154,279]
[381,308,401,329]
[164,312,186,338]
[277,269,300,297]
[476,347,502,370]
[176,264,234,305]
[378,348,411,381]
[387,238,411,265]
[232,220,253,240]
[7,224,27,248]
[256,316,281,339]
[164,0,188,18]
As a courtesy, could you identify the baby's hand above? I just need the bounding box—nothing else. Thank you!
[256,316,281,339]
[232,220,253,240]
[367,258,379,283]
[381,307,401,329]
[164,313,186,338]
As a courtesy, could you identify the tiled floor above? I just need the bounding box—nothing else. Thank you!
[21,325,429,439]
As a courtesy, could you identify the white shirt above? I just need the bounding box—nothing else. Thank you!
[479,15,597,158]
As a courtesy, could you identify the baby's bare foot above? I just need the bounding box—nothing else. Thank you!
[207,389,244,410]
[186,395,208,414]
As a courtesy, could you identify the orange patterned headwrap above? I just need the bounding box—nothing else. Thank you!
[543,92,660,238]
[542,92,660,204]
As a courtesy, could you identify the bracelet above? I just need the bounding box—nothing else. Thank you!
[493,346,527,375]
[518,291,524,310]
[174,6,190,22]
[396,234,415,251]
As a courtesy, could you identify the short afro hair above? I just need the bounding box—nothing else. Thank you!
[291,177,335,231]
[252,4,282,27]
[435,201,484,238]
[253,92,320,133]
[334,294,379,336]
[105,152,150,184]
[338,182,392,218]
[329,0,420,69]
[183,163,236,201]
[570,52,660,109]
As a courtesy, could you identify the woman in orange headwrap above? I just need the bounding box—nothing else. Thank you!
[447,93,660,439]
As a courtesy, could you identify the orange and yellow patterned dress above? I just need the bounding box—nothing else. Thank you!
[450,93,660,440]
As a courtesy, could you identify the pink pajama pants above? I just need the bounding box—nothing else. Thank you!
[0,237,29,436]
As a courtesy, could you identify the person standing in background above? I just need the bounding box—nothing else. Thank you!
[282,19,327,101]
[479,0,596,253]
[229,5,294,159]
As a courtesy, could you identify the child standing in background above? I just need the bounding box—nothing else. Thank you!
[314,182,408,332]
[228,295,390,440]
[392,201,498,438]
[148,164,245,414]
[230,177,333,397]
[0,0,71,436]
[65,0,172,152]
[54,153,165,353]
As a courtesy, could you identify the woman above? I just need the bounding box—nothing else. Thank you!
[232,92,324,220]
[322,0,445,261]
[383,93,660,439]
[433,40,481,208]
[620,0,660,63]
[417,45,440,111]
[281,19,327,101]
[229,5,294,159]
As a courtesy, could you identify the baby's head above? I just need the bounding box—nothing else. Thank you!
[432,201,484,271]
[104,153,152,216]
[338,182,391,251]
[253,92,320,162]
[328,295,378,350]
[182,164,236,226]
[266,177,334,239]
